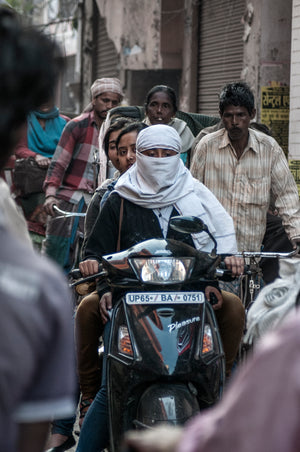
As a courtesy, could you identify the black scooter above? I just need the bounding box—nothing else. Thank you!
[82,216,231,452]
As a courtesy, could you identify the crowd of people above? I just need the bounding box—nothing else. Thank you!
[1,5,300,452]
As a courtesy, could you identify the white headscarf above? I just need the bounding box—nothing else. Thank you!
[114,125,237,253]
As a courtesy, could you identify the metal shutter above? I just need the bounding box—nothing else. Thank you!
[197,0,245,115]
[93,12,120,79]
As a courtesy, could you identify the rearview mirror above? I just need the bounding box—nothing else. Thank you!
[170,216,217,256]
[169,216,206,234]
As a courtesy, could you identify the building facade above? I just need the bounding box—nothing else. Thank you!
[40,0,298,183]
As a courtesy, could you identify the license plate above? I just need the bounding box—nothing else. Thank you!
[126,292,205,304]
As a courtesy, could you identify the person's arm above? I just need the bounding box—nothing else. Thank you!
[190,138,208,182]
[82,190,103,255]
[43,120,76,198]
[83,194,121,262]
[14,126,36,159]
[17,421,50,452]
[43,121,77,215]
[270,143,300,245]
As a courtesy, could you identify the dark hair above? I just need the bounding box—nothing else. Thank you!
[0,8,64,168]
[250,122,272,136]
[116,122,148,151]
[219,82,255,116]
[103,117,134,156]
[144,85,177,113]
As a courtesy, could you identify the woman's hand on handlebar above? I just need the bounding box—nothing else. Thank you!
[100,292,112,323]
[43,196,57,216]
[224,256,244,277]
[79,259,99,277]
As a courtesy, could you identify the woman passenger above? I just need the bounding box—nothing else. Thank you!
[143,85,195,166]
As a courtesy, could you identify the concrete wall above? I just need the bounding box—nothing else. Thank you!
[289,0,300,159]
[243,0,292,117]
[95,0,162,69]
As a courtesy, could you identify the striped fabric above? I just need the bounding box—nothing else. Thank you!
[44,111,99,204]
[191,128,300,252]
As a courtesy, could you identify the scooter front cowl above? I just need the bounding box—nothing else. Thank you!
[107,293,225,452]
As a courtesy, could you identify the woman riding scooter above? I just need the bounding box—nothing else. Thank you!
[77,124,245,452]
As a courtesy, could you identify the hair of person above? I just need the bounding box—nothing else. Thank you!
[103,117,135,157]
[219,81,255,116]
[0,8,64,168]
[144,85,178,113]
[250,122,272,136]
[116,122,148,150]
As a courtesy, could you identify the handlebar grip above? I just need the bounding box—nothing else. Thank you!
[215,267,236,282]
[69,268,82,279]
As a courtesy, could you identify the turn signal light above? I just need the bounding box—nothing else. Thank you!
[202,324,213,354]
[118,325,133,357]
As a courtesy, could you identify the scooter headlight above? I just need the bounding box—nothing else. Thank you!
[130,257,194,284]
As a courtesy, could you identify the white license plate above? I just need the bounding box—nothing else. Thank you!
[126,292,205,304]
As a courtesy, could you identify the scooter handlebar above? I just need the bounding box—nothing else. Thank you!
[69,266,106,287]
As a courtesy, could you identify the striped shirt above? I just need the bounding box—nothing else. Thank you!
[191,128,300,252]
[44,111,99,204]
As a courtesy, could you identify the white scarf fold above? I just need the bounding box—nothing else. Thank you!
[114,150,237,253]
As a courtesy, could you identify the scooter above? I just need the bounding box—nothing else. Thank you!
[70,215,298,451]
[86,215,233,452]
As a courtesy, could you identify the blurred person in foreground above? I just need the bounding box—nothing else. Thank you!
[0,8,76,452]
[124,307,300,452]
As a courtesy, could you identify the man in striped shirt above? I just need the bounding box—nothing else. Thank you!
[43,78,123,273]
[191,81,300,253]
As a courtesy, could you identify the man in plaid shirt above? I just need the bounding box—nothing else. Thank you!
[43,78,123,274]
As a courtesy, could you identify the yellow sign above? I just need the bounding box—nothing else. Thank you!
[289,160,300,197]
[261,84,289,156]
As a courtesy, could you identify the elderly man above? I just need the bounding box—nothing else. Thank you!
[43,78,124,272]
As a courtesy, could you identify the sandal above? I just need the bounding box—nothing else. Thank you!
[79,397,94,428]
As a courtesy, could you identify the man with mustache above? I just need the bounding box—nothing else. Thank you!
[191,81,300,255]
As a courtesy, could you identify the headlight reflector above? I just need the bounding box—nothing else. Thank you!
[130,257,194,284]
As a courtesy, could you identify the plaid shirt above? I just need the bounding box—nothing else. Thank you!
[44,111,99,204]
[191,128,300,252]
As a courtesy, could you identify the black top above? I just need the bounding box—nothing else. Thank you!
[84,192,195,262]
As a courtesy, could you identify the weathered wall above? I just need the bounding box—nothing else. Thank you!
[243,0,292,115]
[260,0,291,87]
[289,0,300,159]
[95,0,162,69]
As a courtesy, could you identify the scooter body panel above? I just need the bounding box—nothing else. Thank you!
[107,292,225,451]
